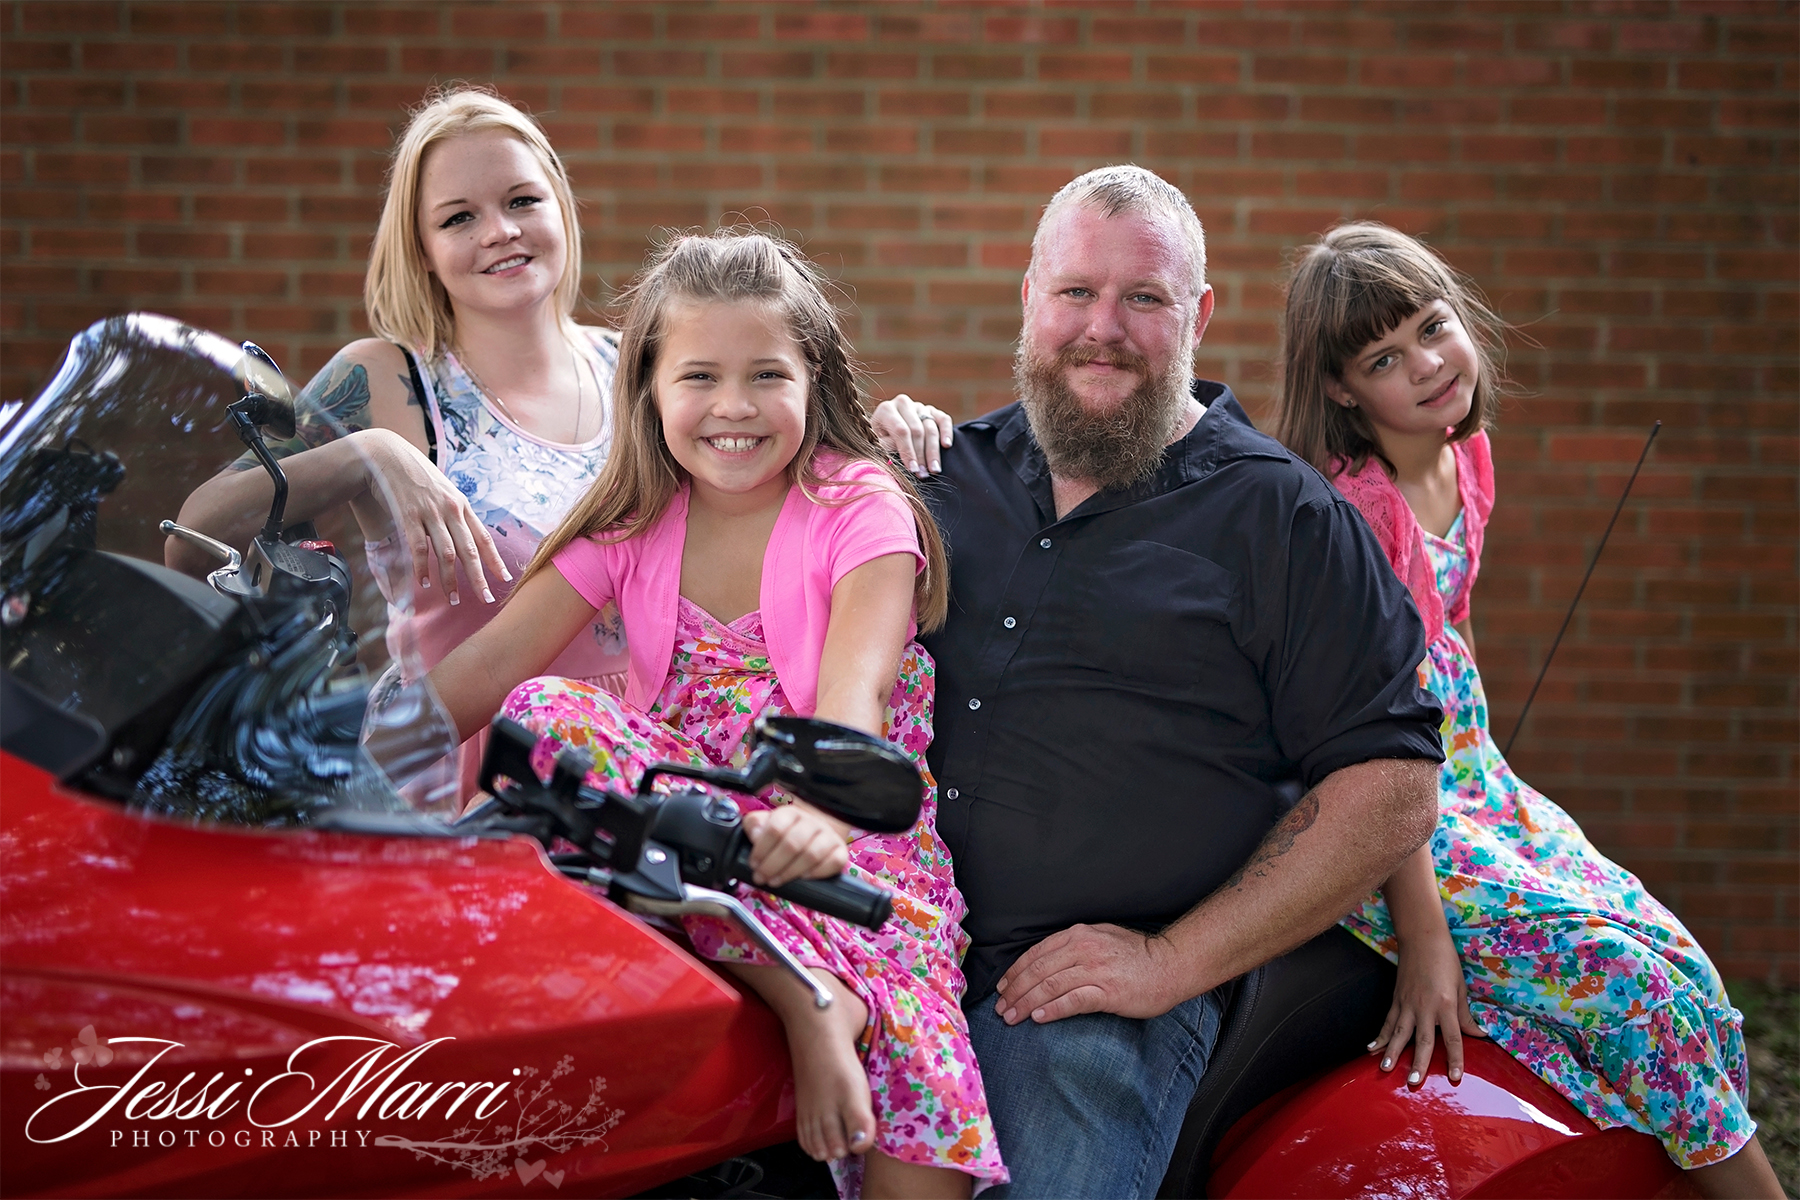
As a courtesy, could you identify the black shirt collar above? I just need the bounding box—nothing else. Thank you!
[979,380,1281,525]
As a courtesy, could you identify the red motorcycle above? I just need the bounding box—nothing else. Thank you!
[1,317,1689,1198]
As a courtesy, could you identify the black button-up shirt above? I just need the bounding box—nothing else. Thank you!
[920,383,1444,999]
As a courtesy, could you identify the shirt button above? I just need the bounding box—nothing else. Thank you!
[968,698,981,710]
[1039,538,1052,549]
[1003,616,1017,629]
[945,787,959,800]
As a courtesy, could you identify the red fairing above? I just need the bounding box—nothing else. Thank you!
[0,752,796,1198]
[1210,1038,1689,1199]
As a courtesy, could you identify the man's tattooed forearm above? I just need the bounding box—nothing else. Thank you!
[1222,791,1321,891]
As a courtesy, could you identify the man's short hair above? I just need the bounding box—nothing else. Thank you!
[1029,165,1207,298]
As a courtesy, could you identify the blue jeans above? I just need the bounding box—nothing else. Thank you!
[965,987,1223,1199]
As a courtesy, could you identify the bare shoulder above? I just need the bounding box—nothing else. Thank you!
[289,338,423,449]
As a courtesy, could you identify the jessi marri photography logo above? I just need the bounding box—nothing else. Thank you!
[26,1026,624,1187]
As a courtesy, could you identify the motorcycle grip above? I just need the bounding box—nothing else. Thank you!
[766,873,893,930]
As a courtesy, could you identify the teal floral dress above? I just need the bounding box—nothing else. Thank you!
[501,598,1007,1197]
[1340,510,1756,1169]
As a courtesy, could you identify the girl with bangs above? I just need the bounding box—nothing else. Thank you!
[1273,222,1779,1198]
[431,230,1005,1199]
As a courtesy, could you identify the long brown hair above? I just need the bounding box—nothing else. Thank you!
[1273,221,1508,478]
[519,229,950,631]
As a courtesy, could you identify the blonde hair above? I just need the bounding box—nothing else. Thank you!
[1031,164,1207,299]
[520,229,950,632]
[1273,221,1506,479]
[364,86,584,358]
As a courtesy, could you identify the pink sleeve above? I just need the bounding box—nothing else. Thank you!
[1330,458,1446,646]
[1448,430,1496,625]
[551,535,617,611]
[815,466,927,586]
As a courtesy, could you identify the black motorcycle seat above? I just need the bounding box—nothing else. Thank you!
[1157,924,1397,1198]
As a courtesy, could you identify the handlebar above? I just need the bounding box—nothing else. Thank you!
[758,870,893,930]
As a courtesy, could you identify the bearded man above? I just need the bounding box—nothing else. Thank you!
[874,166,1445,1198]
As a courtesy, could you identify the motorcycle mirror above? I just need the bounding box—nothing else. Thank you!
[235,342,296,440]
[752,716,922,834]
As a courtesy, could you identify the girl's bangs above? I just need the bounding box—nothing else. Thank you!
[1320,256,1448,373]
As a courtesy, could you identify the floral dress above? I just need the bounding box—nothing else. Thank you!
[1340,510,1756,1169]
[502,598,1007,1197]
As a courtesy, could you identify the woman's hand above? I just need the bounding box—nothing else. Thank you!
[355,428,510,606]
[870,393,953,477]
[742,803,850,889]
[1371,925,1485,1087]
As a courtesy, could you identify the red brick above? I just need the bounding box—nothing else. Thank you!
[1039,127,1134,158]
[82,41,177,70]
[775,12,868,40]
[1254,55,1350,85]
[511,46,606,74]
[1677,60,1778,90]
[1468,58,1561,87]
[559,10,655,39]
[128,2,229,34]
[822,51,917,80]
[342,6,438,35]
[876,13,977,43]
[28,78,127,108]
[1298,18,1399,50]
[1041,53,1136,83]
[1192,18,1294,50]
[20,1,120,33]
[1360,57,1457,88]
[239,5,335,36]
[452,6,548,39]
[290,44,388,73]
[983,16,1080,45]
[1146,55,1240,85]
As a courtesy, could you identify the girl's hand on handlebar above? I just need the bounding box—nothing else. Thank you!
[356,428,510,606]
[742,803,849,889]
[1370,927,1485,1088]
[870,393,952,477]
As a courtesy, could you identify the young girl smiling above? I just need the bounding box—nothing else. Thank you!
[1273,221,1781,1199]
[430,231,1004,1200]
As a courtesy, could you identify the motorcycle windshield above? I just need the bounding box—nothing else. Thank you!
[0,313,460,824]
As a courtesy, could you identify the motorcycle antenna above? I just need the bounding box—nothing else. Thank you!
[1503,421,1660,757]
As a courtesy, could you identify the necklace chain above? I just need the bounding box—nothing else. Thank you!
[456,343,588,443]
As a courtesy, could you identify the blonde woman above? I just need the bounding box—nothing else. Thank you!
[172,86,626,792]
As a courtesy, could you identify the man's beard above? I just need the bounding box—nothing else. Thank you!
[1014,339,1192,492]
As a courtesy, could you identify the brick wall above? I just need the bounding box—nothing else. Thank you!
[2,0,1795,982]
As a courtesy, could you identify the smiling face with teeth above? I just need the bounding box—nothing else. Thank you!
[654,299,811,515]
[415,129,568,321]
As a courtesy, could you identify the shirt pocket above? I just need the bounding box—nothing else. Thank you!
[1053,539,1244,690]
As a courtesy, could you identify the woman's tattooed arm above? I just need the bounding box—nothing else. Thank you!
[229,351,417,469]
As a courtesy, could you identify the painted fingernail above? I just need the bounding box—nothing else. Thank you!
[1408,1071,1421,1086]
[501,566,514,581]
[448,591,460,606]
[482,589,495,603]
[851,1131,867,1144]
[1381,1058,1393,1070]
[420,577,431,589]
[1367,1040,1380,1052]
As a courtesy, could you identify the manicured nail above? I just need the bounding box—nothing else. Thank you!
[851,1131,867,1143]
[501,566,514,581]
[420,576,430,589]
[448,591,460,606]
[1381,1058,1393,1070]
[1449,1069,1462,1084]
[1367,1040,1380,1052]
[1408,1070,1421,1086]
[482,589,495,603]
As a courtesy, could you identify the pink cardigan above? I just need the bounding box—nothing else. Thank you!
[1329,430,1495,647]
[552,456,925,716]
